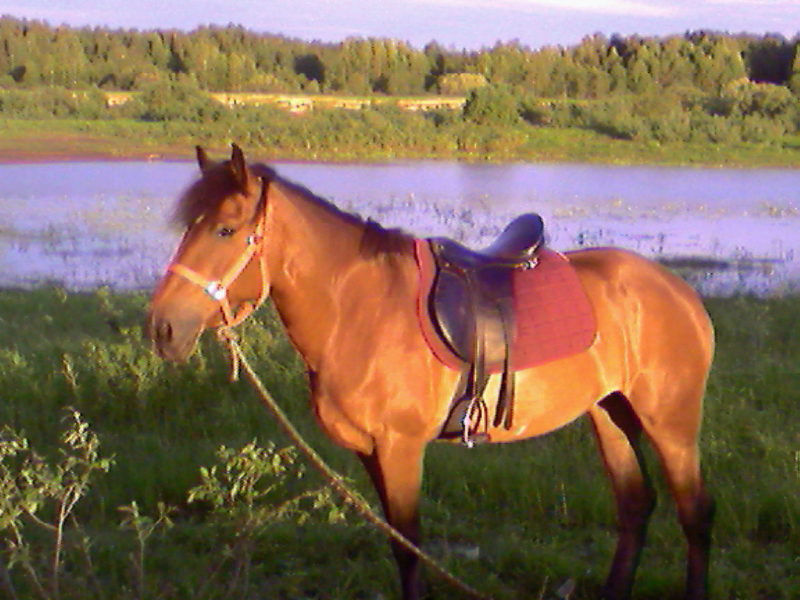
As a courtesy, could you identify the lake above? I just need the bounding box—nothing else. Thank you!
[0,160,798,296]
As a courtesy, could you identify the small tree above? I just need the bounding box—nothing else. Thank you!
[788,44,800,95]
[134,77,227,123]
[437,72,487,95]
[462,84,521,127]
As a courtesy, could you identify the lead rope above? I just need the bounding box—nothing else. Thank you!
[216,331,494,600]
[217,327,242,381]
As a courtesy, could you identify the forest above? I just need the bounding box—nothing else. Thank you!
[1,15,799,160]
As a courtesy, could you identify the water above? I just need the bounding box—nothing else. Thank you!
[0,160,798,296]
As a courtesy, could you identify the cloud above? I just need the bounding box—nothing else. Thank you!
[705,0,794,4]
[413,0,677,18]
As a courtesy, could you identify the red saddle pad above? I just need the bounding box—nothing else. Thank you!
[414,239,597,372]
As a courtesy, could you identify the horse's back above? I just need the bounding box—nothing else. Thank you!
[567,246,714,406]
[568,246,703,303]
[568,246,712,343]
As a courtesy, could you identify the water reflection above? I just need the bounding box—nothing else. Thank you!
[0,160,797,296]
[0,162,188,290]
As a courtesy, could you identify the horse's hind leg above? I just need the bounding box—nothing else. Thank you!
[589,392,657,600]
[645,412,714,600]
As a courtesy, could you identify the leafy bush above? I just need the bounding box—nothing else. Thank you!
[132,78,229,123]
[0,404,343,600]
[688,110,739,144]
[739,113,788,143]
[647,110,692,143]
[0,409,113,599]
[580,98,643,140]
[0,87,109,119]
[189,442,342,525]
[462,84,521,127]
[437,72,488,95]
[522,85,796,144]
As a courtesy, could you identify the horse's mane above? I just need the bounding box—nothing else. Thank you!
[272,172,411,259]
[174,161,411,259]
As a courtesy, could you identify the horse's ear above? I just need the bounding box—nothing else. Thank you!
[230,143,249,190]
[196,146,211,173]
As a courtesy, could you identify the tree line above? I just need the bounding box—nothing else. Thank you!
[0,15,799,153]
[1,15,798,97]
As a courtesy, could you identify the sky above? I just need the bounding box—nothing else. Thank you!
[3,0,799,50]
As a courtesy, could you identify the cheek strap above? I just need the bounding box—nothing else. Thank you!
[167,178,271,330]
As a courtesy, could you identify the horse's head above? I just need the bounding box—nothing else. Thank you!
[147,144,273,361]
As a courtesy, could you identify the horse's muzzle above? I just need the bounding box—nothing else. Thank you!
[146,310,205,362]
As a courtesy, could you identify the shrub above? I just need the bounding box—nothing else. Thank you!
[437,72,488,95]
[462,84,521,127]
[647,110,692,143]
[0,409,113,599]
[133,79,229,123]
[0,87,109,119]
[739,114,787,143]
[689,110,741,144]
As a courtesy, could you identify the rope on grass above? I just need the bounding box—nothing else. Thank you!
[217,329,494,600]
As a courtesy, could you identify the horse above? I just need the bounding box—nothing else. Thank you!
[146,145,715,600]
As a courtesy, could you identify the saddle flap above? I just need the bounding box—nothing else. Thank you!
[431,268,510,366]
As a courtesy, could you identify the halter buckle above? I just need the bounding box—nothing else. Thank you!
[205,281,227,301]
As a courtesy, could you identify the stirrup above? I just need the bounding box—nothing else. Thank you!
[461,395,490,447]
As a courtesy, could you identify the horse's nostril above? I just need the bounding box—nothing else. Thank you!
[161,321,172,342]
[157,319,173,343]
[146,311,203,361]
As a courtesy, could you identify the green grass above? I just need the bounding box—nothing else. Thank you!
[0,287,798,599]
[517,126,800,167]
[0,119,204,162]
[2,117,800,167]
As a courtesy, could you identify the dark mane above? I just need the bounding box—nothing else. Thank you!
[174,161,411,257]
[360,218,411,258]
[268,171,412,259]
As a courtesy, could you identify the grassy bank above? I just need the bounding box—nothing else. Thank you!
[0,287,798,599]
[2,117,800,167]
[0,119,199,162]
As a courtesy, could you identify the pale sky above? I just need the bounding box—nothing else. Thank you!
[3,0,799,49]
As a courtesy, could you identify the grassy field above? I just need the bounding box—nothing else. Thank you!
[2,117,800,167]
[0,287,798,599]
[0,119,200,163]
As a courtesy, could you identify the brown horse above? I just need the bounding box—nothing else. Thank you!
[147,145,714,600]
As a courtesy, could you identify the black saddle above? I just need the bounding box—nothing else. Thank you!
[428,213,544,444]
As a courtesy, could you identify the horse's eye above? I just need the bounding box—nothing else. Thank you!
[217,226,236,238]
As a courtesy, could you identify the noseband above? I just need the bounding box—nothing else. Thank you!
[167,178,270,330]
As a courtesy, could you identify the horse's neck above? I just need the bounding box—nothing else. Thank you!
[266,183,411,370]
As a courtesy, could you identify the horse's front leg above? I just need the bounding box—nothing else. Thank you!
[358,435,427,600]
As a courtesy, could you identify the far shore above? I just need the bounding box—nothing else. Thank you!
[0,151,190,165]
[2,120,800,168]
[4,143,800,169]
[0,147,193,165]
[0,123,201,165]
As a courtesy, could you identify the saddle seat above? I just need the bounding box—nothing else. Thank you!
[428,213,545,443]
[432,212,544,270]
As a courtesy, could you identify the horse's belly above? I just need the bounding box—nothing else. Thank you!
[484,354,610,442]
